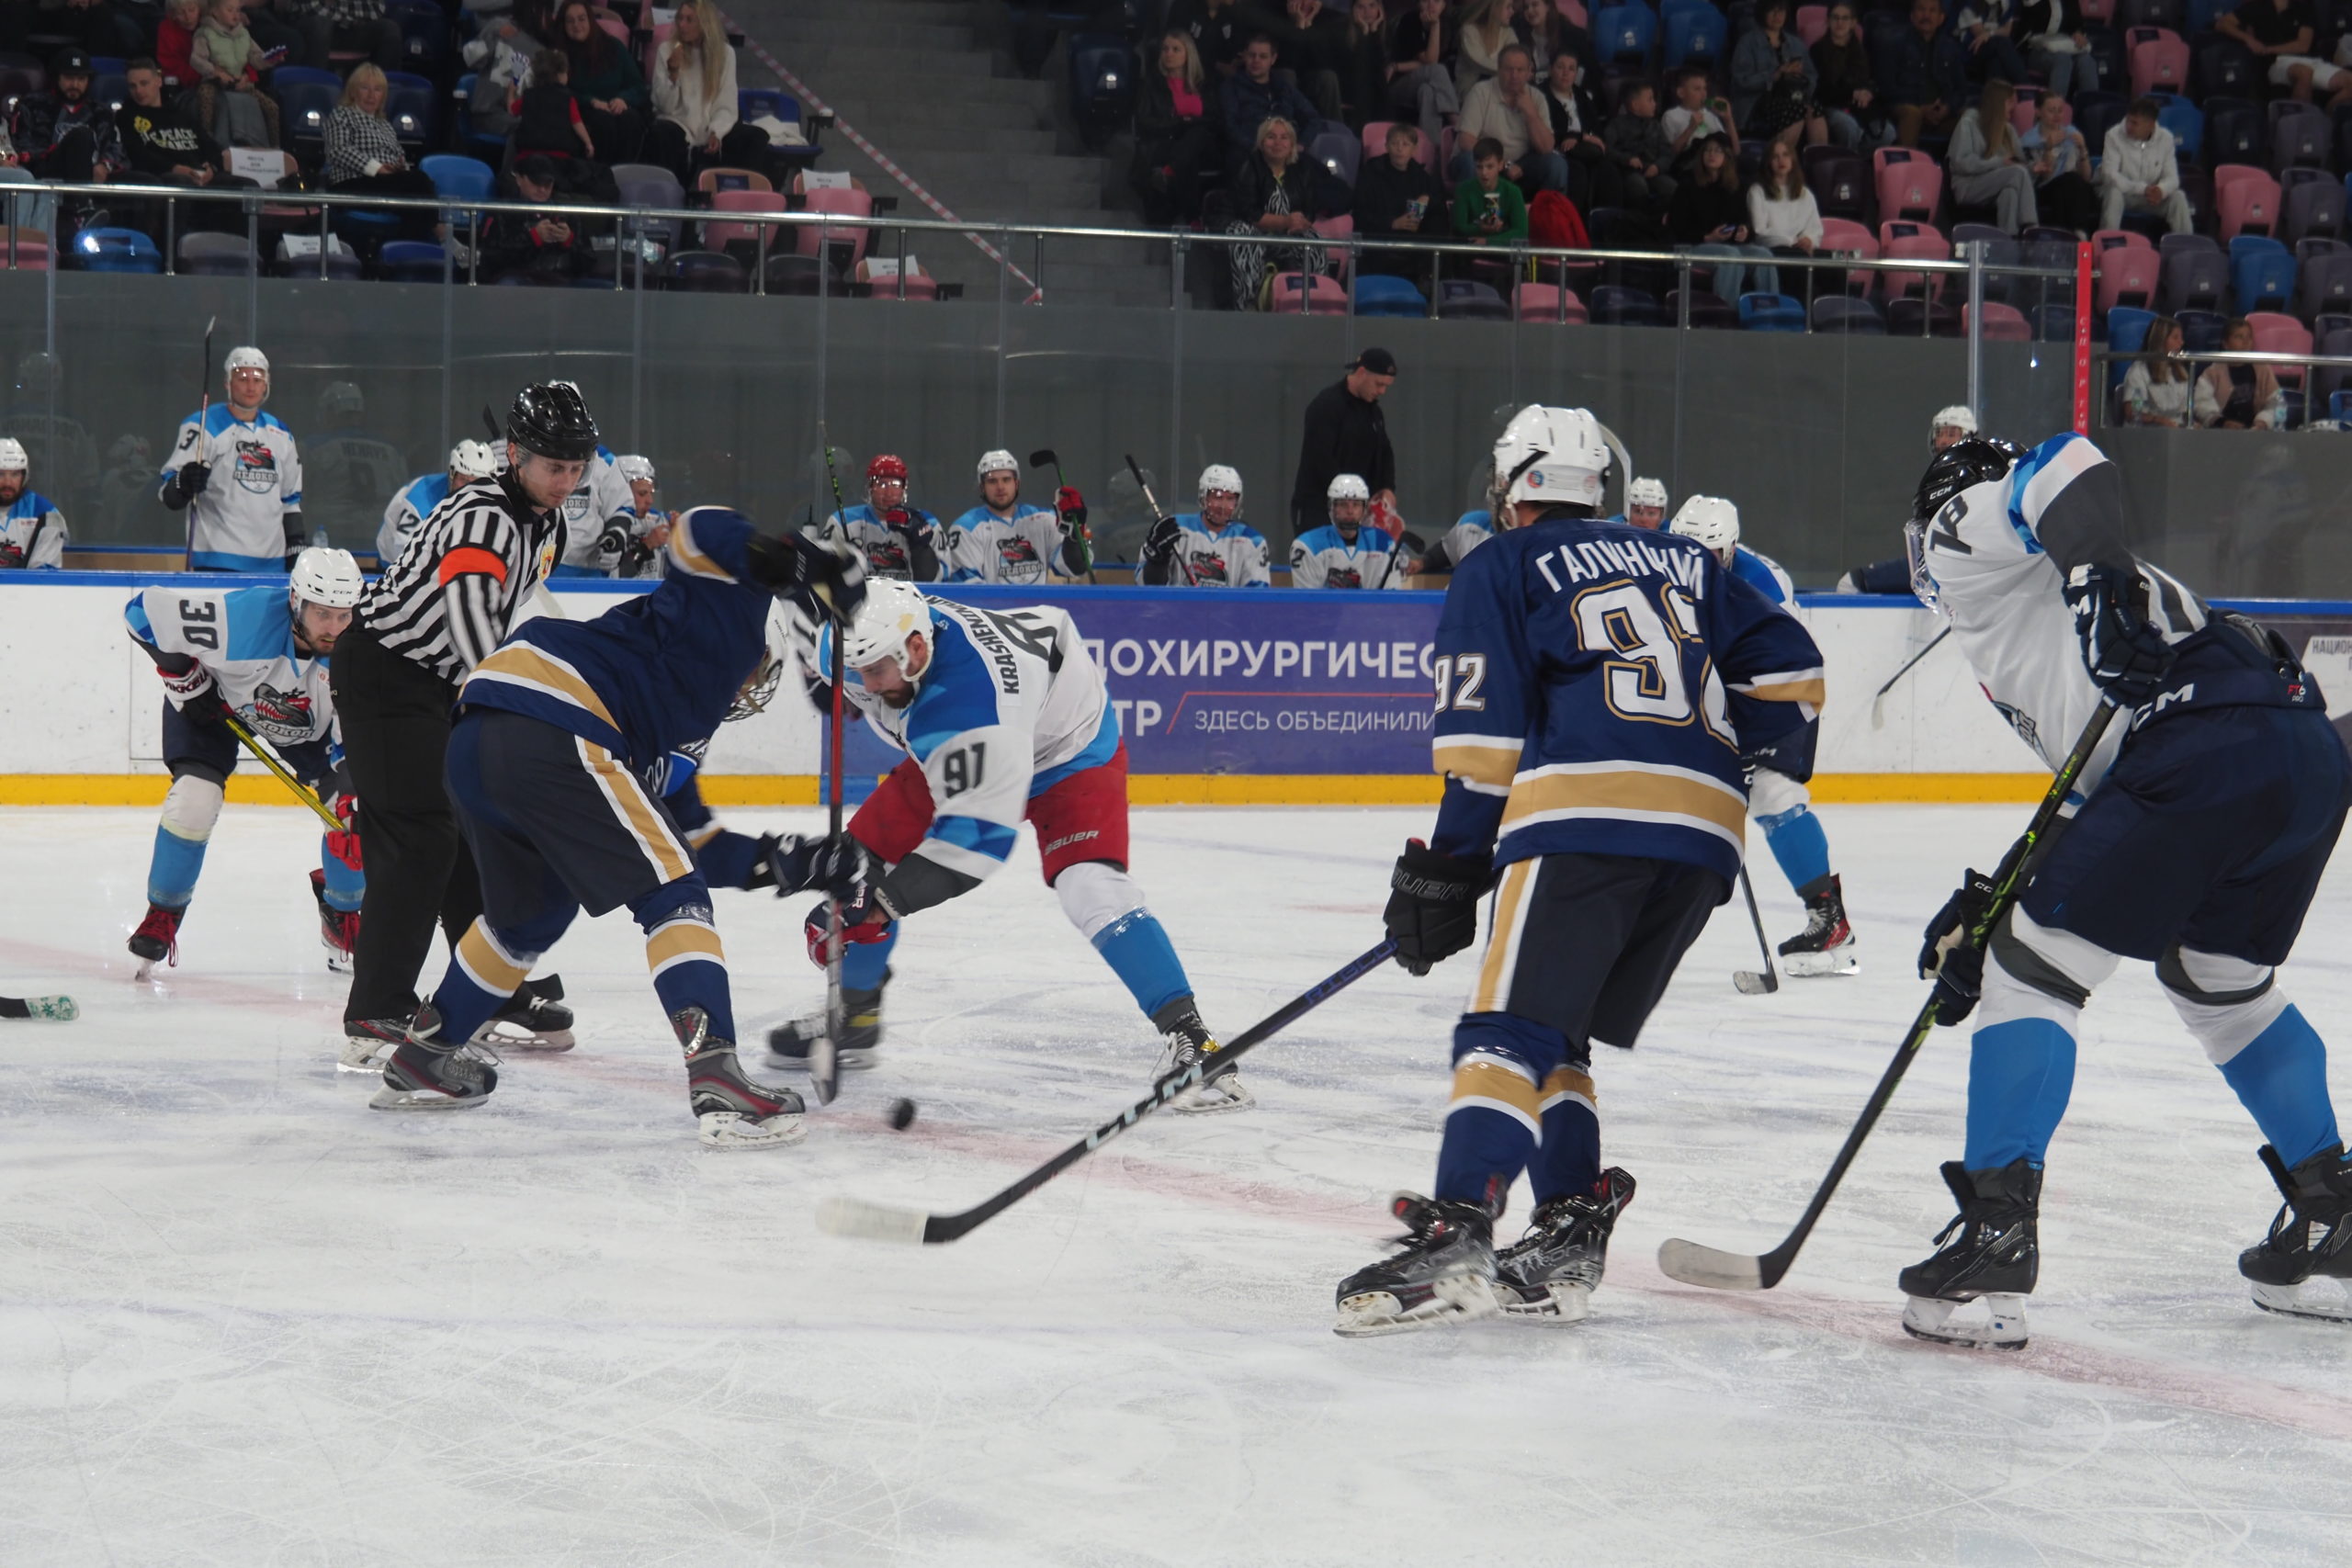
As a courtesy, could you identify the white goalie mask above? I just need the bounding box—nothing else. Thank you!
[1492,404,1610,513]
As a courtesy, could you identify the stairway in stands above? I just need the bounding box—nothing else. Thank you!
[729,0,1168,307]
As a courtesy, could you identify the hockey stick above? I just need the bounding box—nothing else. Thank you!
[1027,447,1065,489]
[1658,698,2119,1292]
[1869,626,1952,729]
[1731,864,1780,995]
[1125,452,1200,587]
[0,995,77,1021]
[817,939,1398,1245]
[186,315,216,567]
[812,422,851,1107]
[220,710,346,831]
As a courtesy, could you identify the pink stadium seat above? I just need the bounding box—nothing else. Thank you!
[1514,282,1589,321]
[2092,227,2157,254]
[2128,27,2189,97]
[1873,147,1943,224]
[1820,215,1879,291]
[1312,214,1355,281]
[2216,165,2281,240]
[2248,310,2313,384]
[2079,0,2113,16]
[703,189,786,253]
[1359,120,1438,173]
[0,227,49,269]
[1879,220,1951,299]
[2095,243,2159,314]
[856,258,937,300]
[796,186,873,268]
[1268,272,1349,314]
[1795,5,1827,44]
[1966,301,2032,340]
[1556,0,1589,26]
[596,12,628,44]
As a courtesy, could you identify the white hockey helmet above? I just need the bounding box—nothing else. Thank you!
[615,453,656,484]
[1932,404,1977,437]
[448,439,497,479]
[1198,463,1242,502]
[319,380,363,421]
[0,436,26,473]
[1625,476,1668,512]
[1493,404,1610,512]
[225,345,269,378]
[977,447,1020,484]
[1327,472,1370,504]
[822,578,933,679]
[288,546,365,609]
[1668,495,1741,562]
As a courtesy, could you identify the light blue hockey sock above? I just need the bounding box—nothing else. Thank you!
[1757,804,1832,897]
[842,922,896,991]
[318,836,363,913]
[1091,909,1193,1021]
[145,825,207,910]
[1963,1018,2078,1169]
[2218,1006,2340,1168]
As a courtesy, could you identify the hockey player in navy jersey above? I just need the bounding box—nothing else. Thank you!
[819,454,944,581]
[1136,464,1271,587]
[1670,495,1858,976]
[944,449,1092,585]
[377,441,497,567]
[1333,406,1826,1336]
[368,507,866,1146]
[123,547,368,976]
[1900,434,2352,1344]
[159,347,305,572]
[1290,474,1409,590]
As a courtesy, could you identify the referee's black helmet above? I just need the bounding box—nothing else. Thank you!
[507,381,601,462]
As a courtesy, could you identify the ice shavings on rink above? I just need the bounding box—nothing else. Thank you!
[3,803,2351,1566]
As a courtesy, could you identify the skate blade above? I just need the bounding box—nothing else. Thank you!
[696,1110,808,1149]
[368,1085,489,1111]
[1782,947,1860,978]
[1332,1274,1500,1337]
[1496,1281,1593,1324]
[1171,1073,1255,1114]
[1901,1292,2030,1349]
[764,1045,877,1073]
[2251,1278,2352,1322]
[336,1038,395,1075]
[132,959,163,983]
[325,952,352,975]
[469,1021,575,1053]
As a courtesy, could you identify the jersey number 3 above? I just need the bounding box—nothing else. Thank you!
[1572,582,1735,746]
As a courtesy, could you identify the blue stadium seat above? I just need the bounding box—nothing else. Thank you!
[2156,96,2202,161]
[2229,234,2297,311]
[1352,274,1429,316]
[2106,306,2155,392]
[1663,6,1726,65]
[2177,308,2229,349]
[2204,96,2263,167]
[2331,389,2352,423]
[1066,33,1136,149]
[384,0,447,70]
[70,226,162,273]
[1592,5,1659,66]
[1435,278,1511,319]
[274,67,343,164]
[384,69,435,149]
[377,240,449,282]
[1737,292,1807,331]
[1589,284,1668,324]
[1811,295,1886,333]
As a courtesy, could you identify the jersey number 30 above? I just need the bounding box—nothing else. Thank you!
[1573,582,1735,745]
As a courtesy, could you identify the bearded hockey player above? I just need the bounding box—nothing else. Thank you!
[944,449,1092,585]
[0,437,68,569]
[820,454,943,581]
[1136,464,1270,587]
[160,346,305,572]
[1290,474,1409,590]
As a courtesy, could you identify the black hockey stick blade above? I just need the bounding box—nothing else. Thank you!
[1870,626,1952,729]
[816,939,1399,1245]
[1732,864,1779,995]
[1659,700,2120,1292]
[1027,447,1057,469]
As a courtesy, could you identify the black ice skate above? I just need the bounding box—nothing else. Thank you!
[1898,1159,2040,1348]
[1333,1192,1500,1337]
[765,983,883,1072]
[368,1006,500,1111]
[1494,1168,1637,1324]
[1156,996,1252,1113]
[679,1006,807,1150]
[2241,1142,2352,1323]
[1778,874,1859,977]
[309,869,359,975]
[128,901,184,979]
[474,976,576,1052]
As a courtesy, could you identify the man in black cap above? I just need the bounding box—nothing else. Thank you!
[477,155,587,285]
[10,49,126,231]
[1291,348,1399,546]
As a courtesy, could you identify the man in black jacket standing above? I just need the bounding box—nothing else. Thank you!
[1291,347,1398,544]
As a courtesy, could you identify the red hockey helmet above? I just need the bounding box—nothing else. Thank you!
[866,454,909,484]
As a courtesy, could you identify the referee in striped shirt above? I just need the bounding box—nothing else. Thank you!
[333,382,596,1065]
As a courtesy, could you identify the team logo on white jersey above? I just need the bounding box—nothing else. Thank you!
[246,682,315,743]
[233,437,279,493]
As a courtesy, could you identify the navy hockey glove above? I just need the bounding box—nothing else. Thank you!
[762,832,875,902]
[1385,839,1492,976]
[1917,869,1996,1027]
[2064,561,2175,705]
[744,531,867,624]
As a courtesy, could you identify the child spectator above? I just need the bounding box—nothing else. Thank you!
[2021,91,2097,235]
[2098,96,2191,233]
[1747,137,1823,259]
[514,48,595,162]
[1604,79,1675,214]
[1669,133,1777,299]
[117,58,271,237]
[647,0,769,182]
[555,0,649,163]
[2196,317,2289,428]
[1352,120,1442,271]
[1452,134,1528,245]
[1132,29,1222,226]
[1947,77,2038,233]
[1661,65,1737,174]
[1385,0,1459,148]
[2120,316,2192,426]
[192,0,284,151]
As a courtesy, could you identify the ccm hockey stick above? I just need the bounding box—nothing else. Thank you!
[220,711,346,830]
[1659,699,2118,1291]
[1125,452,1200,587]
[1731,865,1780,995]
[1870,627,1952,729]
[817,939,1397,1245]
[810,423,851,1107]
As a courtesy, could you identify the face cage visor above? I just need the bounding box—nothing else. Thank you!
[1905,512,1950,620]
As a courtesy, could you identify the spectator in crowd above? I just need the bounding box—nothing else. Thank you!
[1224,113,1326,308]
[2098,96,2191,233]
[556,0,649,164]
[1812,3,1885,149]
[1168,0,1248,74]
[116,58,274,237]
[1731,0,1826,151]
[1955,0,2030,84]
[1453,44,1566,197]
[1134,29,1222,226]
[157,0,204,86]
[1137,464,1272,587]
[2021,90,2098,234]
[1453,0,1517,98]
[1261,0,1348,124]
[2120,315,2193,426]
[241,0,312,65]
[480,153,586,284]
[1222,34,1319,162]
[10,49,125,231]
[1885,0,1967,148]
[646,0,767,181]
[1542,51,1619,211]
[1512,0,1592,79]
[0,437,68,571]
[1948,77,2038,233]
[2197,317,2289,428]
[1452,135,1529,246]
[2218,0,2352,107]
[325,63,440,241]
[1386,0,1459,149]
[1669,133,1777,299]
[192,0,283,152]
[514,48,596,163]
[462,1,545,140]
[1604,79,1677,214]
[1352,120,1442,271]
[33,0,146,57]
[2018,0,2098,101]
[1291,346,1397,543]
[1338,0,1392,129]
[1661,65,1738,174]
[286,0,403,73]
[1747,137,1824,294]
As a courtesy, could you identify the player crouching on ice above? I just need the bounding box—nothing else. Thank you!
[1899,434,2352,1346]
[368,508,867,1148]
[1334,406,1826,1336]
[764,581,1244,1111]
[1668,495,1857,976]
[125,547,367,976]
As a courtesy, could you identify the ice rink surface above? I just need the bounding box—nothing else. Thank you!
[4,802,2351,1566]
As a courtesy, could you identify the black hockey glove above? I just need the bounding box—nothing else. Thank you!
[1141,513,1181,562]
[2064,561,2175,705]
[761,831,876,902]
[1385,839,1493,976]
[744,531,867,624]
[166,461,210,508]
[1917,869,1997,1027]
[802,669,838,715]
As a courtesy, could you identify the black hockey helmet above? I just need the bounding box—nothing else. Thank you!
[506,380,600,462]
[1913,435,2027,523]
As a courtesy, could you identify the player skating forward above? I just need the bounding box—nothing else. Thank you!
[160,347,305,572]
[1291,474,1409,590]
[819,454,943,581]
[378,441,498,567]
[369,508,865,1145]
[0,437,67,569]
[1670,495,1857,976]
[764,581,1244,1111]
[124,547,368,977]
[1900,434,2352,1344]
[1136,464,1270,587]
[944,449,1092,585]
[1335,406,1826,1335]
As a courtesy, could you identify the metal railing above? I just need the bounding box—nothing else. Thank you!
[2089,346,2352,432]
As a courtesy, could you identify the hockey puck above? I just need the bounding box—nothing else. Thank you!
[888,1098,917,1131]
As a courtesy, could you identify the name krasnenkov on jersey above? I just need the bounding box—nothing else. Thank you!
[946,602,1023,694]
[1529,536,1708,596]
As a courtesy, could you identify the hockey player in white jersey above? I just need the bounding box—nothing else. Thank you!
[123,547,368,976]
[818,453,944,581]
[944,449,1092,585]
[1291,474,1409,589]
[0,438,67,570]
[612,454,673,578]
[551,441,639,577]
[1136,463,1271,587]
[1411,509,1492,576]
[1622,476,1668,530]
[377,441,497,567]
[1899,434,2352,1344]
[765,581,1245,1111]
[159,347,306,572]
[1670,495,1856,975]
[303,382,408,545]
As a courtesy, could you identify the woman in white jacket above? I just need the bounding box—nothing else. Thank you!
[645,0,772,181]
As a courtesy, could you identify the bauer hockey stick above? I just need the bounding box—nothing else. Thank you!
[1731,865,1780,995]
[1870,627,1952,729]
[810,423,851,1106]
[1659,698,2120,1292]
[1125,452,1200,587]
[816,939,1399,1245]
[220,711,345,831]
